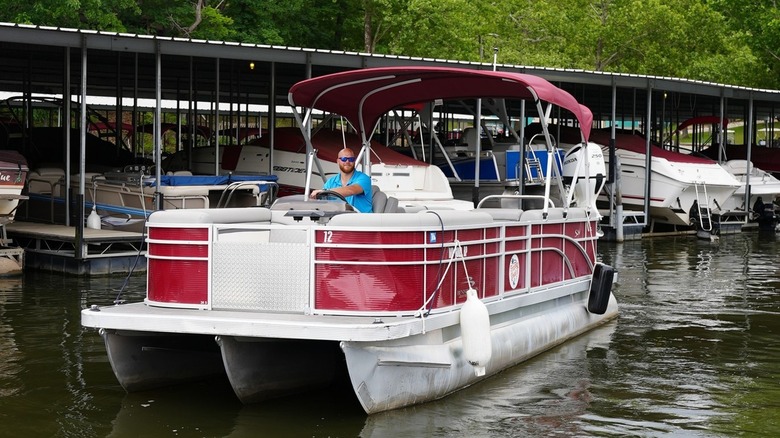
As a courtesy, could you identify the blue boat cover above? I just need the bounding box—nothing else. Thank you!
[146,174,278,187]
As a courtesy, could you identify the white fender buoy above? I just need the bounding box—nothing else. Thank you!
[87,207,101,230]
[460,288,491,376]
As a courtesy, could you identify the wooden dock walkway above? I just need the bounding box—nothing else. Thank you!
[5,221,146,275]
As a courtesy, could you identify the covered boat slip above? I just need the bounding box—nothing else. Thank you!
[8,171,277,274]
[23,169,278,227]
[0,25,777,242]
[82,202,615,413]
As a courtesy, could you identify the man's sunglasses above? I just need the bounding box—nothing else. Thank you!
[339,157,356,163]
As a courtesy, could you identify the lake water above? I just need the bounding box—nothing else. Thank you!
[1,231,779,437]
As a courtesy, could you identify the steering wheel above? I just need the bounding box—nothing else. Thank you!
[314,190,357,212]
[315,189,348,203]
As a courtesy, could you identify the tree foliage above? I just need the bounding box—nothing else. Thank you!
[0,0,776,89]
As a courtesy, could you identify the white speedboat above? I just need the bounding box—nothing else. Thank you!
[719,159,780,227]
[589,130,740,227]
[666,116,780,228]
[526,125,740,228]
[81,66,618,414]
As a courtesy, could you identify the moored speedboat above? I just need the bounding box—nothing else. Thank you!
[585,129,740,228]
[0,150,28,224]
[719,159,780,228]
[527,124,741,229]
[665,116,780,229]
[705,143,780,174]
[81,66,617,414]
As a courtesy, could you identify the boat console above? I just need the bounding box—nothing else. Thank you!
[270,194,355,222]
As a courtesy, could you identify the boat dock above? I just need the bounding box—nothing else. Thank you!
[5,222,146,275]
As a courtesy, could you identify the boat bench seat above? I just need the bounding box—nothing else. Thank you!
[28,167,66,195]
[140,185,239,196]
[148,207,272,224]
[328,209,493,228]
[477,208,524,221]
[371,185,400,213]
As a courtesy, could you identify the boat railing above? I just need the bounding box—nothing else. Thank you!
[143,206,598,316]
[91,174,277,215]
[216,180,278,208]
[476,194,556,209]
[24,168,66,223]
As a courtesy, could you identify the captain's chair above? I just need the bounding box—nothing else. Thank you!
[372,185,387,213]
[372,185,399,213]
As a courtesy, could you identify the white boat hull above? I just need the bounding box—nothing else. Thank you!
[606,148,739,226]
[87,286,617,413]
[0,184,26,224]
[0,151,29,224]
[342,290,617,414]
[719,160,780,214]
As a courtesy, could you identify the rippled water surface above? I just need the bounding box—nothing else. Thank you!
[1,231,779,437]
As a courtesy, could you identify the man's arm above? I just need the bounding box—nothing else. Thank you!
[310,175,367,198]
[330,184,364,196]
[310,185,363,198]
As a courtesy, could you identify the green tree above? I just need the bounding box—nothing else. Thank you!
[0,0,139,31]
[493,0,767,88]
[116,0,234,40]
[710,0,780,88]
[0,0,775,89]
[371,0,498,62]
[223,0,362,50]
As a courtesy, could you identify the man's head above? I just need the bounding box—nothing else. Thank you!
[337,148,357,174]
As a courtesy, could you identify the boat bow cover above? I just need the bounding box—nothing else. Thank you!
[288,66,592,142]
[673,116,729,134]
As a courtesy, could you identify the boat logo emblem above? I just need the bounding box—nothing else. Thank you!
[509,254,520,289]
[429,232,437,243]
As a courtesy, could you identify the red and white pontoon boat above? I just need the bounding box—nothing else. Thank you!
[81,66,618,414]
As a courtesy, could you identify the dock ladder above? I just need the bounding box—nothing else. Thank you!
[693,182,713,232]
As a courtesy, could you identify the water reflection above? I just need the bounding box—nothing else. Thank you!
[0,276,24,398]
[106,376,366,437]
[598,233,780,436]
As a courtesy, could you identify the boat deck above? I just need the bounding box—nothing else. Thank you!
[82,301,452,342]
[6,221,146,275]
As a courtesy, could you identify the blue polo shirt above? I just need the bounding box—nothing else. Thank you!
[322,170,373,213]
